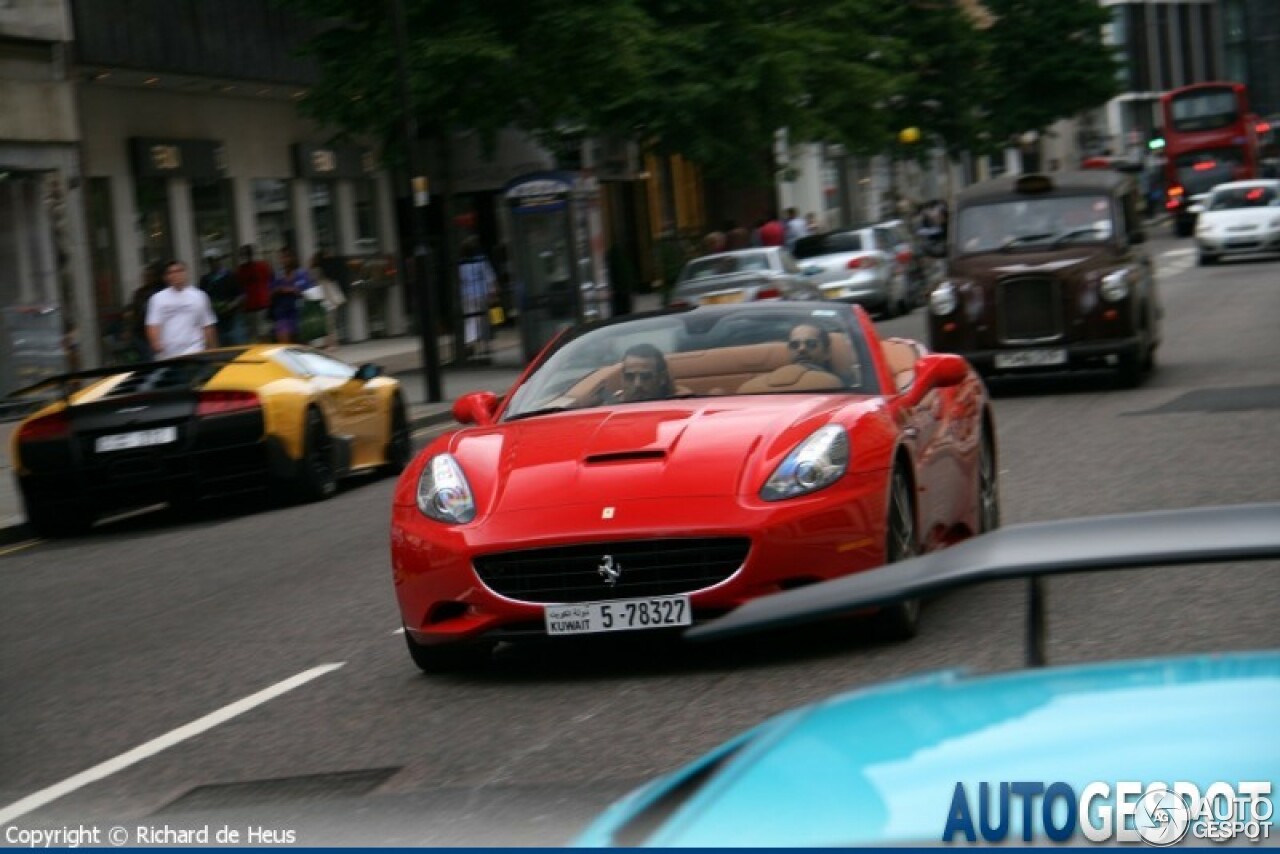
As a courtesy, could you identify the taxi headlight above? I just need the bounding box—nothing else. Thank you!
[930,282,958,316]
[416,453,477,523]
[1100,269,1131,302]
[761,425,849,501]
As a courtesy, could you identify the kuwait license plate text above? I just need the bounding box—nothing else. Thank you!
[545,595,691,635]
[994,349,1068,369]
[95,426,178,453]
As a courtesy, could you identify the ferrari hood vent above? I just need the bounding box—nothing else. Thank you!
[584,449,668,464]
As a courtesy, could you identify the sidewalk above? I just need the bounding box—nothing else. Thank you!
[0,293,664,541]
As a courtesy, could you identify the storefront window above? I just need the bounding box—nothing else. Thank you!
[135,178,173,267]
[311,180,340,252]
[252,179,294,257]
[192,179,236,261]
[354,180,380,253]
[85,178,127,360]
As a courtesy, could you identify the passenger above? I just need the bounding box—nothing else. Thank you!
[616,343,675,402]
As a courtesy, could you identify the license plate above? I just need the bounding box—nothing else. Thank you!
[544,595,691,635]
[993,349,1068,369]
[95,426,178,453]
[700,292,744,305]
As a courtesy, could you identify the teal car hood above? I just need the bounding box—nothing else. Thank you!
[578,651,1280,847]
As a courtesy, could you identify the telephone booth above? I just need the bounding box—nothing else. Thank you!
[504,172,611,361]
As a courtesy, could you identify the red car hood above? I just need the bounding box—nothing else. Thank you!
[445,395,885,513]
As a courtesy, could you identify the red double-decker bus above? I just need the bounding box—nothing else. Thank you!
[1160,81,1262,236]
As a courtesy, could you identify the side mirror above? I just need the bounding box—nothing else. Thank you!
[354,363,384,382]
[902,353,970,406]
[452,390,500,426]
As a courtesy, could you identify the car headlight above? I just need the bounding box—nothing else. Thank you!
[416,453,477,523]
[1100,269,1130,302]
[930,282,958,316]
[761,425,849,501]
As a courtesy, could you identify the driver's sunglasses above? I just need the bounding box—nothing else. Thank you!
[789,338,821,351]
[623,370,655,382]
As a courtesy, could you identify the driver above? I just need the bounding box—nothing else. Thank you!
[787,323,853,385]
[616,343,675,402]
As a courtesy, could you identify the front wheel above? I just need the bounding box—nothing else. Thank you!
[292,409,337,502]
[404,631,494,674]
[869,466,920,641]
[977,431,1000,535]
[383,398,413,475]
[1197,252,1218,266]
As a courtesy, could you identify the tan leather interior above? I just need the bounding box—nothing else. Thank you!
[880,337,921,392]
[558,332,866,403]
[736,363,844,394]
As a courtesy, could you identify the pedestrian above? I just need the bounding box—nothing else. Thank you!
[145,259,218,359]
[270,247,314,344]
[308,250,346,350]
[235,244,274,343]
[700,231,727,256]
[458,236,498,361]
[805,212,823,235]
[784,207,808,250]
[128,261,165,361]
[758,212,786,247]
[200,250,245,345]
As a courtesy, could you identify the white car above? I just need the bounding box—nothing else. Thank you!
[1193,179,1280,265]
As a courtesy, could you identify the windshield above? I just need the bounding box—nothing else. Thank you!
[503,306,874,418]
[679,252,773,281]
[793,231,867,259]
[1208,184,1278,210]
[1169,89,1240,133]
[956,195,1114,253]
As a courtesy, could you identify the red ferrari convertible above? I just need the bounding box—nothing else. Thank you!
[391,303,998,671]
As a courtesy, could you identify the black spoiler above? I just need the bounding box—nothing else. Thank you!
[6,352,263,402]
[685,503,1280,666]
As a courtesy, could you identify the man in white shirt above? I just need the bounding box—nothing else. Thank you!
[146,259,218,359]
[784,207,808,250]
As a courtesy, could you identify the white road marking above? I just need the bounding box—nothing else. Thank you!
[0,662,346,827]
[391,627,405,635]
[1161,247,1196,258]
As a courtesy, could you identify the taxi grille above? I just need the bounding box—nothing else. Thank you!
[998,276,1063,342]
[473,538,750,603]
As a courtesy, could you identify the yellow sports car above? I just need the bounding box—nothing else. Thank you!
[9,345,411,537]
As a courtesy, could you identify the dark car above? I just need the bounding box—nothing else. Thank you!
[927,171,1162,387]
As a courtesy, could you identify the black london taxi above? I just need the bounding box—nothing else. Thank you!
[927,171,1161,387]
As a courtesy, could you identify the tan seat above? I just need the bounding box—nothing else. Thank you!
[737,364,844,394]
[880,338,921,392]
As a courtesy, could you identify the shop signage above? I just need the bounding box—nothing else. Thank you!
[505,174,572,214]
[129,138,227,179]
[292,143,376,180]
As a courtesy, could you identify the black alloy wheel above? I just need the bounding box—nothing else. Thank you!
[978,432,1000,535]
[295,409,338,501]
[870,466,921,640]
[384,399,413,475]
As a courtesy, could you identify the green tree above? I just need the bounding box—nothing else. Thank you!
[982,0,1121,141]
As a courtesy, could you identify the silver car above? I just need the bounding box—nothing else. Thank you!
[670,247,821,306]
[792,226,911,317]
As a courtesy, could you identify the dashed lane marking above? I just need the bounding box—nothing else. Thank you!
[0,662,347,827]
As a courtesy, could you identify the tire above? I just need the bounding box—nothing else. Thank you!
[383,397,413,475]
[1116,352,1143,388]
[404,631,493,674]
[977,430,1000,535]
[1174,218,1194,238]
[870,466,920,641]
[1197,252,1217,266]
[294,408,338,502]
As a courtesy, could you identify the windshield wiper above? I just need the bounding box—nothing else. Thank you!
[1050,226,1103,247]
[999,232,1054,251]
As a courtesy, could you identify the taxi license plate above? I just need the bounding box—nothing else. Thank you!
[95,426,178,453]
[993,349,1068,369]
[544,595,691,635]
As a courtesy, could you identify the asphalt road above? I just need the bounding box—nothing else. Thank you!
[2,234,1277,846]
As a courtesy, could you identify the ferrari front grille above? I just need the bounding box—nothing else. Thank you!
[473,537,750,603]
[997,276,1063,343]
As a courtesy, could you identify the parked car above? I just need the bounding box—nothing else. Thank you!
[668,247,820,306]
[8,346,411,537]
[792,226,911,317]
[874,218,929,307]
[1191,179,1280,264]
[927,171,1161,387]
[578,502,1280,847]
[391,302,996,672]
